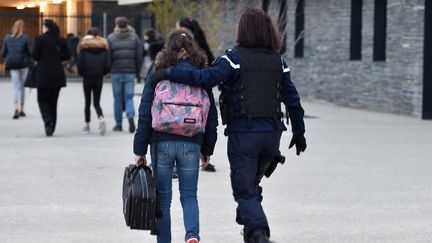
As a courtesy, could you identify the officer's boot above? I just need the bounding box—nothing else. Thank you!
[245,229,272,243]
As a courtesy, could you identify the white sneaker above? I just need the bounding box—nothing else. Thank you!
[99,119,106,136]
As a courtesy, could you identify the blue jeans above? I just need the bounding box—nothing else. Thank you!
[10,68,28,104]
[150,141,201,243]
[111,73,135,125]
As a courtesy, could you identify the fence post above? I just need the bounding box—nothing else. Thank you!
[135,14,142,39]
[103,12,107,37]
[40,12,44,34]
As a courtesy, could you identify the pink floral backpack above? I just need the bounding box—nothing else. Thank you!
[151,80,210,137]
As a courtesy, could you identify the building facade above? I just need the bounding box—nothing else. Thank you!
[0,0,153,76]
[280,0,430,119]
[185,0,431,119]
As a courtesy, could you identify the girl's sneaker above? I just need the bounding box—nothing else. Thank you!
[186,237,199,243]
[99,119,106,136]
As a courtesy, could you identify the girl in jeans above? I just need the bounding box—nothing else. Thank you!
[1,19,32,119]
[133,29,218,243]
[176,17,217,173]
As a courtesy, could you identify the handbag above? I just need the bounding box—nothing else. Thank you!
[24,64,37,88]
[122,163,160,234]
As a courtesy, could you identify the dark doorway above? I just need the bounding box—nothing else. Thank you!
[350,0,362,60]
[373,0,386,61]
[423,0,432,119]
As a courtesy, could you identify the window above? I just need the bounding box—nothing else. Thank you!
[423,0,432,119]
[295,0,305,58]
[373,0,387,61]
[350,0,362,60]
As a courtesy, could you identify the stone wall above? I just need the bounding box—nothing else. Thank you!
[280,0,425,117]
[213,0,425,117]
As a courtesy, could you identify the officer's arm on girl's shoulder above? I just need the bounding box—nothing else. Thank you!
[169,50,237,89]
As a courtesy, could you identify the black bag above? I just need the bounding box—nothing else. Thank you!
[24,65,37,88]
[122,164,159,233]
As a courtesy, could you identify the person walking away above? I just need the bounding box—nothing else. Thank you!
[66,33,79,73]
[151,8,307,243]
[107,17,143,133]
[0,19,32,119]
[77,27,110,135]
[176,17,216,172]
[134,29,218,243]
[140,29,164,82]
[32,19,70,136]
[139,30,154,83]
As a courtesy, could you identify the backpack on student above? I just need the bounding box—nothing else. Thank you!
[151,80,210,137]
[122,164,159,234]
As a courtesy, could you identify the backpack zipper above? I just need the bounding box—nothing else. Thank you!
[162,102,202,108]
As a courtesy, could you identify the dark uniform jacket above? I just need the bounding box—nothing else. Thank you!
[168,47,305,135]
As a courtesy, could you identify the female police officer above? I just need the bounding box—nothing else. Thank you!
[151,7,307,243]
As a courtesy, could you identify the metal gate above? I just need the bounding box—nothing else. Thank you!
[0,12,153,80]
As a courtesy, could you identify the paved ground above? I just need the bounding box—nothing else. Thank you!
[0,81,431,243]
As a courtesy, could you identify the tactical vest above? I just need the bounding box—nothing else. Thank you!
[219,47,283,125]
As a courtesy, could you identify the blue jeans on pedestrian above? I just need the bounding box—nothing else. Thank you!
[111,73,135,126]
[150,141,201,243]
[10,68,28,105]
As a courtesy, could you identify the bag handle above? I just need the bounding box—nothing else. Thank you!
[128,164,153,181]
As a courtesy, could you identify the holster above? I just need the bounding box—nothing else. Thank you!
[256,151,286,182]
[219,84,231,126]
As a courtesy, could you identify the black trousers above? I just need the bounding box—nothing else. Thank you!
[37,87,61,131]
[227,130,282,239]
[83,78,104,122]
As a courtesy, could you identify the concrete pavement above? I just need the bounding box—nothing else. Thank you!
[0,81,431,243]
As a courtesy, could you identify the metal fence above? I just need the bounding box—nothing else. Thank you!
[0,12,153,81]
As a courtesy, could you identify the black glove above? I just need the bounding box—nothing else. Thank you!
[289,134,307,156]
[150,68,170,88]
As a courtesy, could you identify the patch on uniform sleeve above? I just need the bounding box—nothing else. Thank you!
[281,58,290,73]
[221,55,240,69]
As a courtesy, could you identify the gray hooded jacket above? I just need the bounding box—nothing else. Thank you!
[107,26,143,74]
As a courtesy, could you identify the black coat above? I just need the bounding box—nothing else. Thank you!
[77,36,111,82]
[32,33,70,88]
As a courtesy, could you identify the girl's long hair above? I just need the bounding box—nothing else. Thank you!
[154,29,207,70]
[12,19,24,38]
